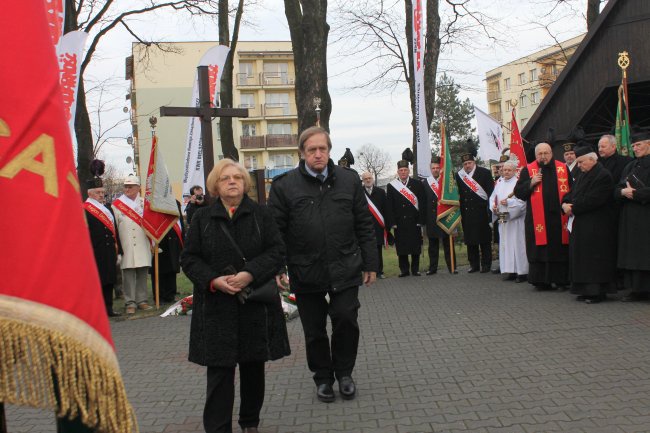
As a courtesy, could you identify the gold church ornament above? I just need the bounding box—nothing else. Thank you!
[618,51,630,75]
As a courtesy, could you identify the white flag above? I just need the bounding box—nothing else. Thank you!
[56,30,88,160]
[412,0,431,179]
[473,105,504,162]
[182,45,230,196]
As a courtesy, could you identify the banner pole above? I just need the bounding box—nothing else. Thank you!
[450,235,456,273]
[0,403,7,433]
[154,242,160,309]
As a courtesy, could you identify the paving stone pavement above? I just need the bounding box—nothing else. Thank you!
[6,269,650,432]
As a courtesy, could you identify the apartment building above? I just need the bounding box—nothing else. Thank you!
[484,34,585,148]
[126,41,299,196]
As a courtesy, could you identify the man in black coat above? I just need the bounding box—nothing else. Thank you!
[386,160,426,277]
[361,171,389,278]
[598,134,633,183]
[561,147,617,303]
[514,142,570,290]
[84,179,122,317]
[562,142,581,183]
[422,157,456,274]
[455,152,494,273]
[185,184,207,225]
[151,200,184,303]
[615,131,650,302]
[268,126,378,403]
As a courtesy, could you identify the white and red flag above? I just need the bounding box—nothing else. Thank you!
[510,109,527,170]
[44,0,65,47]
[0,2,136,432]
[143,134,180,243]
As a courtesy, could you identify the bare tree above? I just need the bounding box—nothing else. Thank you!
[355,143,391,185]
[84,77,129,158]
[65,0,221,195]
[284,0,332,133]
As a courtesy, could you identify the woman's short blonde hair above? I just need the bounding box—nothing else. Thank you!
[205,158,252,197]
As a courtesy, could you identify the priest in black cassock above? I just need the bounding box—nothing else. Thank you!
[455,143,494,273]
[615,130,650,302]
[361,172,389,279]
[386,153,426,277]
[561,147,617,303]
[514,142,570,290]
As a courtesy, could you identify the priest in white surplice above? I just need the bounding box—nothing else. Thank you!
[489,160,528,282]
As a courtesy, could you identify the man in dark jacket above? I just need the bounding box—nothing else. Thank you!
[84,178,122,317]
[361,171,389,278]
[422,157,456,274]
[269,126,378,403]
[455,151,495,273]
[598,134,632,183]
[386,160,426,276]
[561,147,617,303]
[185,185,207,225]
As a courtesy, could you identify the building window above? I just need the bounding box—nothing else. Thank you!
[531,92,540,104]
[240,93,255,108]
[529,68,538,81]
[505,100,511,111]
[518,72,527,85]
[263,62,289,85]
[270,153,294,169]
[242,123,257,136]
[268,123,292,135]
[244,155,258,170]
[265,92,290,115]
[504,77,511,90]
[238,62,254,85]
[519,94,527,108]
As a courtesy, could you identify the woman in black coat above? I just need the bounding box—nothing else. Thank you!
[181,159,290,433]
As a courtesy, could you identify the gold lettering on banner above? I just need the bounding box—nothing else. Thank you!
[0,119,10,137]
[536,224,544,232]
[67,171,80,192]
[0,134,58,197]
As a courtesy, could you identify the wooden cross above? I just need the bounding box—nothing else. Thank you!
[159,65,248,187]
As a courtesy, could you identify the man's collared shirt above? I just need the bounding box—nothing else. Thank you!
[305,163,329,181]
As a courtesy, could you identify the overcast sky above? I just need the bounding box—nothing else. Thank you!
[87,0,590,173]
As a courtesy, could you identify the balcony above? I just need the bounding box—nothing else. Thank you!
[263,103,297,117]
[487,89,502,102]
[239,134,298,150]
[266,134,298,148]
[238,104,262,117]
[237,72,296,88]
[240,135,265,149]
[539,70,561,88]
[489,111,503,123]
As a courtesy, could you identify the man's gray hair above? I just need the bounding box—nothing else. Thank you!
[584,152,598,161]
[503,160,518,169]
[599,134,616,146]
[535,142,552,152]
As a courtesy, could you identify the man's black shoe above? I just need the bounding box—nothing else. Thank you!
[426,269,437,275]
[491,268,500,274]
[503,273,516,281]
[398,272,410,278]
[316,384,335,403]
[411,272,421,277]
[515,275,527,283]
[377,273,387,279]
[480,268,490,273]
[338,376,356,400]
[468,268,479,273]
[450,270,458,274]
[107,310,122,317]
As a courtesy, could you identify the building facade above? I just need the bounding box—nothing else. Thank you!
[484,34,585,149]
[126,41,299,197]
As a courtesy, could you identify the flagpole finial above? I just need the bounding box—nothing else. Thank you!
[618,51,630,71]
[149,116,158,129]
[313,97,321,127]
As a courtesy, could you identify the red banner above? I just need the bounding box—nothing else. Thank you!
[510,109,527,170]
[0,2,135,431]
[143,135,179,243]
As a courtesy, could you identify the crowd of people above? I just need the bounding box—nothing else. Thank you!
[82,126,649,433]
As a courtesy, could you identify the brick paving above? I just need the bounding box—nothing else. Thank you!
[6,268,650,432]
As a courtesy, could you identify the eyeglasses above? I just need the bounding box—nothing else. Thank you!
[218,174,244,182]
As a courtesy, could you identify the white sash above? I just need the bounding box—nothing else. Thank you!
[365,194,385,226]
[389,179,419,210]
[457,169,488,201]
[427,176,439,199]
[86,198,114,223]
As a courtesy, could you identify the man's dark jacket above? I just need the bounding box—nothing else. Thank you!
[86,205,122,285]
[600,152,633,184]
[268,159,378,294]
[455,166,495,245]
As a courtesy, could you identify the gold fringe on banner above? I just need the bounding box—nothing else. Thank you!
[0,295,138,433]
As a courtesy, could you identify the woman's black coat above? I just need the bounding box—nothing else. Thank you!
[181,195,290,367]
